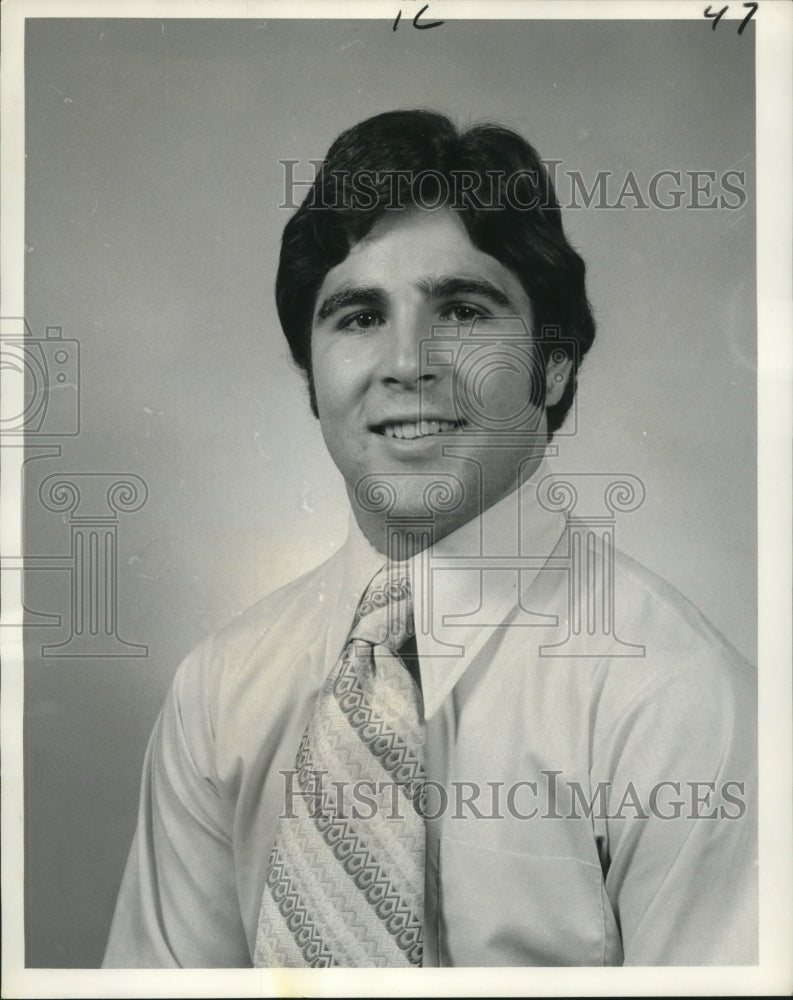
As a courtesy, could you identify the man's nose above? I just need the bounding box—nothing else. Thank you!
[379,314,436,389]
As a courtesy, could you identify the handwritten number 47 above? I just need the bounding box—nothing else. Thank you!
[704,2,758,35]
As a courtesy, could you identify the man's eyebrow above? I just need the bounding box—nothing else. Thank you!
[417,275,519,313]
[315,285,387,322]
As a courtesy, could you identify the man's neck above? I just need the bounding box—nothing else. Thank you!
[349,451,548,559]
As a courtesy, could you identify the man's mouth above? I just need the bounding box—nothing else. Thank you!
[374,419,463,440]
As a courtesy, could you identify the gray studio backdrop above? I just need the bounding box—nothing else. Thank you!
[22,17,755,967]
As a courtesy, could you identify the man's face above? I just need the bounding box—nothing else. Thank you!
[310,208,571,550]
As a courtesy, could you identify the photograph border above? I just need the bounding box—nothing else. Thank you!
[1,1,791,996]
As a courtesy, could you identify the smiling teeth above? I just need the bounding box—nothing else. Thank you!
[383,420,459,439]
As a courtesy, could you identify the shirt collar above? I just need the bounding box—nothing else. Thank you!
[339,457,567,720]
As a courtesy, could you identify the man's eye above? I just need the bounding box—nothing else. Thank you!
[339,311,383,331]
[442,304,485,323]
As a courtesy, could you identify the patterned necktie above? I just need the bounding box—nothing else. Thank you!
[253,562,426,968]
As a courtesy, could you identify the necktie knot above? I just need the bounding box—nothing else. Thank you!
[349,563,414,653]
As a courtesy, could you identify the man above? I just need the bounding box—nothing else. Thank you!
[103,109,757,967]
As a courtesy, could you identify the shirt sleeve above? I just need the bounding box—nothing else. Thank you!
[593,650,758,965]
[102,644,251,968]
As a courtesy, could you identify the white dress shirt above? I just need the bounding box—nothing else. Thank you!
[103,461,757,967]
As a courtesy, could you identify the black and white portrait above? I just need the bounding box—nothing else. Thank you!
[2,2,790,996]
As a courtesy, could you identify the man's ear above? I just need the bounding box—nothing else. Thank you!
[545,352,574,407]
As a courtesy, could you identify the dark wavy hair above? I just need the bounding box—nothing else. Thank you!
[275,109,595,434]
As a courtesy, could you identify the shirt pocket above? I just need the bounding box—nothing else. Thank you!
[437,837,609,966]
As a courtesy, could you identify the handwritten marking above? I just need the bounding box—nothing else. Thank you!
[703,2,758,34]
[392,3,444,32]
